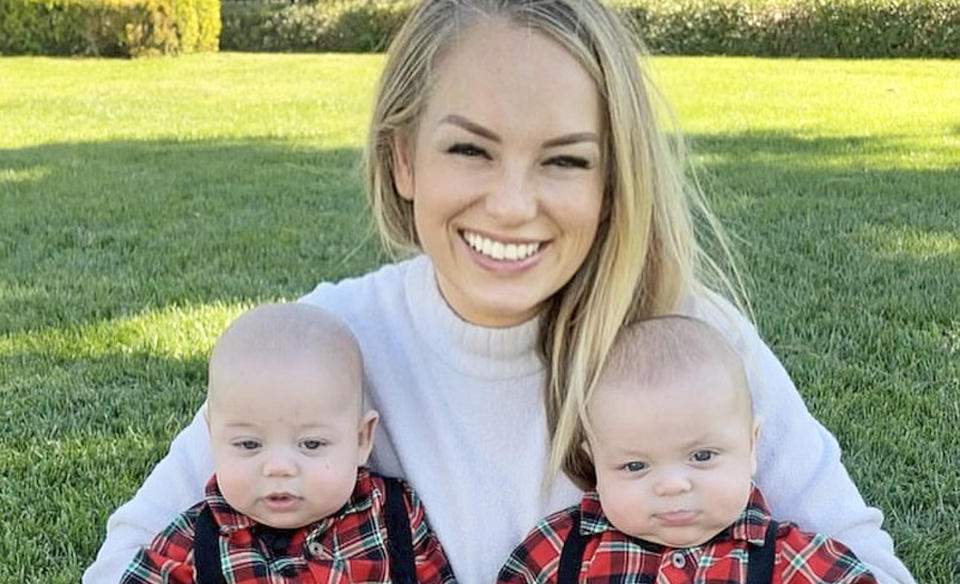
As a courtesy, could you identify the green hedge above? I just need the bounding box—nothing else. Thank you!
[220,0,410,52]
[3,0,957,58]
[616,0,960,57]
[220,0,959,58]
[0,0,221,56]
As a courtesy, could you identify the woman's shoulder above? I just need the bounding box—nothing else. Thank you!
[299,255,424,309]
[297,255,430,339]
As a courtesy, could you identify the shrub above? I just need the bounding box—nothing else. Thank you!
[220,0,412,52]
[614,0,960,58]
[218,0,960,57]
[0,0,221,57]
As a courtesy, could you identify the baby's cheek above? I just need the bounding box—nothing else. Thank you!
[216,464,257,515]
[708,473,753,526]
[304,457,359,513]
[597,478,651,537]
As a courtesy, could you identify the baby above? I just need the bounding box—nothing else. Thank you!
[499,315,877,584]
[122,303,455,584]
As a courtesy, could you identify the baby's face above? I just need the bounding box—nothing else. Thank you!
[206,351,372,529]
[586,362,757,548]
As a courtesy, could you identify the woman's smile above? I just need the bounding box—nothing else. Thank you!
[460,230,543,263]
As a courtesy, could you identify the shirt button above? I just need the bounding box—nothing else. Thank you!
[307,541,324,557]
[670,550,686,569]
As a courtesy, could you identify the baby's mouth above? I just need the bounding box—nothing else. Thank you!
[655,510,699,525]
[263,493,301,510]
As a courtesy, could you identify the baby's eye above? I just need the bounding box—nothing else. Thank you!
[691,450,716,463]
[447,143,489,159]
[234,440,261,451]
[545,155,590,169]
[623,461,647,473]
[300,439,327,451]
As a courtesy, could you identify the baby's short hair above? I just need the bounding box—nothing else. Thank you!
[208,302,363,409]
[599,314,749,410]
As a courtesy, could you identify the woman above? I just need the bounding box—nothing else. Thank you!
[85,1,914,583]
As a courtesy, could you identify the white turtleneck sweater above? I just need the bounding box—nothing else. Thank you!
[83,255,914,584]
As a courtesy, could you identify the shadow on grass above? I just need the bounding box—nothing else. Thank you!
[1,138,386,338]
[681,130,959,341]
[683,129,958,239]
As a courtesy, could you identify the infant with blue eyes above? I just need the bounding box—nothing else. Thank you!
[121,303,454,584]
[498,315,877,584]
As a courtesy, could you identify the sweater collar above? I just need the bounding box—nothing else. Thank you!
[403,255,543,380]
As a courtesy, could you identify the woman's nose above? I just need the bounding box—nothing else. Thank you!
[484,165,538,224]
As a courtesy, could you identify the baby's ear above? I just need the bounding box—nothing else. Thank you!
[356,409,380,466]
[749,416,762,476]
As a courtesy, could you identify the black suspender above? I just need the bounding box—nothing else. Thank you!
[745,520,778,584]
[555,513,779,584]
[193,506,224,584]
[192,476,417,584]
[557,511,586,584]
[383,477,418,584]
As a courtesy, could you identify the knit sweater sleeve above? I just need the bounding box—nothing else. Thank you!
[683,291,914,584]
[83,406,212,584]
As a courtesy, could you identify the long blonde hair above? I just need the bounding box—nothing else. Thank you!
[364,0,745,489]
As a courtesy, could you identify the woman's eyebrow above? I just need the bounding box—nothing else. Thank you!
[439,114,599,148]
[440,114,500,142]
[543,132,599,148]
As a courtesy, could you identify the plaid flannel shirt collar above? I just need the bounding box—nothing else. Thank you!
[578,481,771,547]
[203,467,377,538]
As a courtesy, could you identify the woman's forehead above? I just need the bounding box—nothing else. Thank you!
[421,19,601,136]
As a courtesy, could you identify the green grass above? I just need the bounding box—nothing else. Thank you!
[1,54,958,583]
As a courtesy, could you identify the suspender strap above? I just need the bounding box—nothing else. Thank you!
[383,477,418,584]
[746,520,778,584]
[556,513,776,584]
[557,512,585,584]
[193,506,226,584]
[193,479,417,584]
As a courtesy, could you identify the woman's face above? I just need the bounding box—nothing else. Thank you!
[394,18,604,327]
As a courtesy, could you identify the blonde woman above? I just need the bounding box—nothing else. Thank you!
[85,1,914,583]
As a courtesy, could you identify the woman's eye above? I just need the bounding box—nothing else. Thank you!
[546,155,590,169]
[623,461,647,472]
[447,143,489,159]
[692,450,715,462]
[235,440,260,451]
[300,439,326,450]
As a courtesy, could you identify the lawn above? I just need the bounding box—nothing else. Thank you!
[1,53,958,583]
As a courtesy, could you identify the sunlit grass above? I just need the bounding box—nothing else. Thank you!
[1,54,957,583]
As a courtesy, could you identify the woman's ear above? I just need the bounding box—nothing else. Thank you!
[356,409,380,466]
[392,134,414,201]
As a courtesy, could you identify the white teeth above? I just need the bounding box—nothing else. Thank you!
[463,231,541,261]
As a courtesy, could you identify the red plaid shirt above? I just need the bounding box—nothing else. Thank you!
[498,485,877,584]
[121,468,455,584]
